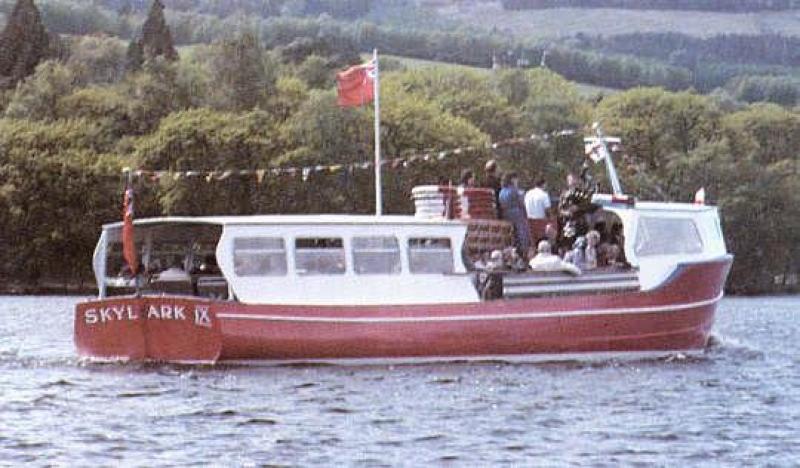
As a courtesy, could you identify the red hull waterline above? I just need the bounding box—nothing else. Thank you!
[74,257,732,365]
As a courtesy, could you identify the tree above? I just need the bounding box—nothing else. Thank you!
[126,0,178,71]
[205,33,276,111]
[387,68,518,140]
[0,118,120,286]
[134,108,279,215]
[0,0,55,89]
[67,35,128,85]
[4,60,75,121]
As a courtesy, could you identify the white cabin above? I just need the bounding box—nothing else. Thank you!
[93,197,727,306]
[95,215,477,305]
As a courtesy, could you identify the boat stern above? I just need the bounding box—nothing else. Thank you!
[74,296,223,364]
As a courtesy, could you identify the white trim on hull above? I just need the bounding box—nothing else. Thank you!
[219,349,709,367]
[79,349,708,367]
[215,292,724,324]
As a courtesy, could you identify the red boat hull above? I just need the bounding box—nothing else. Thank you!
[74,256,732,364]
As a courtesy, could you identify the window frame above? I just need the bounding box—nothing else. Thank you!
[634,216,704,257]
[352,236,402,275]
[232,237,288,277]
[294,237,347,276]
[407,237,454,274]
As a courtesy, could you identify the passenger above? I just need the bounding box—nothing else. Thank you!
[524,177,552,242]
[499,172,532,259]
[156,256,190,282]
[536,222,562,256]
[487,249,505,270]
[564,236,587,269]
[599,244,623,268]
[198,254,220,275]
[473,251,490,270]
[557,172,592,252]
[529,240,581,276]
[585,230,600,270]
[459,169,476,188]
[479,250,505,300]
[503,247,527,272]
[483,159,502,218]
[609,223,627,264]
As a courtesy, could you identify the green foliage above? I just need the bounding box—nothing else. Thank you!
[127,0,177,71]
[0,15,798,293]
[0,0,56,89]
[4,60,76,121]
[386,68,516,140]
[134,108,278,215]
[204,32,276,111]
[66,35,127,85]
[0,118,120,284]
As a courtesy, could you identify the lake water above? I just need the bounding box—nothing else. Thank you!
[1,295,798,466]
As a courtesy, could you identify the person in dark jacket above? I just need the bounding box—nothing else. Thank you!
[483,159,502,218]
[498,172,532,258]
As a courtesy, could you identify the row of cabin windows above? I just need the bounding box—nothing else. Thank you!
[232,236,453,277]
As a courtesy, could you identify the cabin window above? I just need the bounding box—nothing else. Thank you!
[352,236,401,275]
[295,238,346,275]
[233,237,287,276]
[634,217,703,257]
[408,238,453,274]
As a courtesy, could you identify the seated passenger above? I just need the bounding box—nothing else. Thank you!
[155,257,190,282]
[478,250,505,300]
[585,230,600,271]
[197,254,220,275]
[564,236,587,269]
[529,241,581,276]
[503,247,528,272]
[599,243,624,268]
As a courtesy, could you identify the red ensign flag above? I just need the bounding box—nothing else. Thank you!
[122,186,138,275]
[336,60,376,107]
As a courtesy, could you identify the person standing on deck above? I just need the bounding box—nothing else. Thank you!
[483,160,502,218]
[499,172,531,258]
[525,177,552,245]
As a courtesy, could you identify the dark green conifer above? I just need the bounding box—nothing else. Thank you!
[141,0,178,60]
[0,0,53,89]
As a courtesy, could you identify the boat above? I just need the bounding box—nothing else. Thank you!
[74,134,733,365]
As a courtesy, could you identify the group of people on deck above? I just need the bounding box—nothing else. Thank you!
[465,159,626,276]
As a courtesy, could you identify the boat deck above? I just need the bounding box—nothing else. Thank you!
[489,268,640,299]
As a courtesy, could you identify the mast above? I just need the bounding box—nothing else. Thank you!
[373,49,382,216]
[593,122,623,196]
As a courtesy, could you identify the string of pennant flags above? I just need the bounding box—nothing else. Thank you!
[123,129,580,183]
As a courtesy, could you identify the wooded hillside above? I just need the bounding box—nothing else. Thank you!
[0,0,798,294]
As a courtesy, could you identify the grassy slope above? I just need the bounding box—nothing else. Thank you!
[436,1,800,39]
[375,53,620,97]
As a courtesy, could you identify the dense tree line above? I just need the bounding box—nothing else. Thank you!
[3,0,798,102]
[573,32,800,103]
[1,0,799,293]
[584,33,800,69]
[501,0,800,11]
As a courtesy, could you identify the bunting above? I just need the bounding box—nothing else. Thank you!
[124,129,579,184]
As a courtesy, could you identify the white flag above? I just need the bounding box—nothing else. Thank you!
[584,142,607,163]
[694,187,706,205]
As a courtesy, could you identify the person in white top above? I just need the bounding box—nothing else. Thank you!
[528,240,581,276]
[524,178,552,243]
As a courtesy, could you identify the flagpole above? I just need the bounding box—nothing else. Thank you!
[373,48,382,216]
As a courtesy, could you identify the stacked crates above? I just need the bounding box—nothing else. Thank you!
[411,185,512,257]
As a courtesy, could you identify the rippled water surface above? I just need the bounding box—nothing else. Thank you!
[1,296,799,466]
